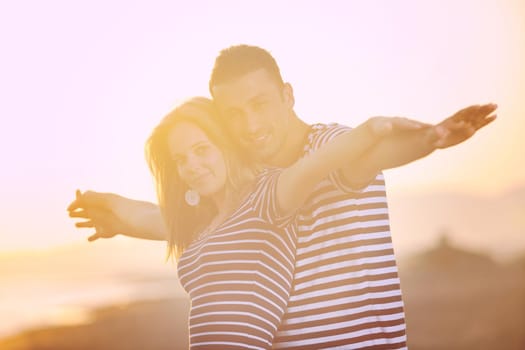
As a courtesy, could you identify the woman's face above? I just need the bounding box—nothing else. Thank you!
[168,121,228,198]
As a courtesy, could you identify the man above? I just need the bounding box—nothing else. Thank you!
[69,45,496,349]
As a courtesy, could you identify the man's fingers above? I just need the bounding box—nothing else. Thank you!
[69,199,114,217]
[67,190,111,212]
[87,233,100,242]
[448,107,496,132]
[69,207,110,219]
[81,190,110,207]
[469,104,496,124]
[69,209,90,218]
[477,114,497,129]
[478,103,498,116]
[472,113,497,129]
[67,189,83,211]
[452,105,479,121]
[451,103,493,121]
[68,189,119,242]
[456,103,497,123]
[75,220,95,228]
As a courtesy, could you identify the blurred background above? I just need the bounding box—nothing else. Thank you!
[1,0,524,349]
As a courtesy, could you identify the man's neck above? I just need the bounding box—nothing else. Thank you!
[267,114,310,167]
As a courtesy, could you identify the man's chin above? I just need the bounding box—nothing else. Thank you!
[256,148,282,164]
[240,142,281,163]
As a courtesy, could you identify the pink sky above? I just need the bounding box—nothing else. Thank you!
[1,0,524,251]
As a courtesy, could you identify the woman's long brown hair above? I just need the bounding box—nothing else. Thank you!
[145,97,255,260]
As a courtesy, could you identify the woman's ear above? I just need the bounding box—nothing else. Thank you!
[282,82,295,109]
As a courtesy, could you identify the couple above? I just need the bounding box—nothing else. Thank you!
[68,44,496,349]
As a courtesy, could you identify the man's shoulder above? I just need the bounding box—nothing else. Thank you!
[306,122,353,149]
[310,121,351,129]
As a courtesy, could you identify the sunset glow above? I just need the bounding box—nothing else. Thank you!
[1,0,523,252]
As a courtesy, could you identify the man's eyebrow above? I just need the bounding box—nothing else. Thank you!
[250,93,268,102]
[236,94,268,109]
[221,93,268,114]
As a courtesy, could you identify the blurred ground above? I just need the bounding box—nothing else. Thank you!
[400,237,525,349]
[1,241,524,350]
[0,298,190,350]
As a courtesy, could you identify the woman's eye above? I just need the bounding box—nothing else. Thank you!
[173,157,184,167]
[194,145,209,156]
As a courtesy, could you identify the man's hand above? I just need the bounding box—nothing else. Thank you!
[67,190,167,242]
[339,103,497,188]
[68,190,129,241]
[433,103,497,149]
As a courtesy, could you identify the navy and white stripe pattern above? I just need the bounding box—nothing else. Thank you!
[178,169,296,349]
[272,123,407,349]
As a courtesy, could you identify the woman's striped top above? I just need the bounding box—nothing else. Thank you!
[177,169,296,350]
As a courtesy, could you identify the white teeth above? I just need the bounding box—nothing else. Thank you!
[191,173,210,184]
[251,134,268,143]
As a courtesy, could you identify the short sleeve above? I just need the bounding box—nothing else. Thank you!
[308,123,380,193]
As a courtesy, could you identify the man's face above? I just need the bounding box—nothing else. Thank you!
[211,68,294,163]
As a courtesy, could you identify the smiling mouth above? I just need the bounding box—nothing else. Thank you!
[246,133,270,146]
[190,173,212,186]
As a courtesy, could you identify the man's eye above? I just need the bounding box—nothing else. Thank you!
[253,101,266,111]
[226,110,243,120]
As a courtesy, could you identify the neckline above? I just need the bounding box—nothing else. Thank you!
[194,182,252,242]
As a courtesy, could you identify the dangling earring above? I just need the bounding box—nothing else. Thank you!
[185,189,200,206]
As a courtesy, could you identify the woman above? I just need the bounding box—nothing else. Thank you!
[143,96,390,349]
[146,97,296,349]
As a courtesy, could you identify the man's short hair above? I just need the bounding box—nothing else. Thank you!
[209,44,285,95]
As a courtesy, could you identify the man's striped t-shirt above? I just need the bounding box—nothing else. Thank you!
[177,169,296,350]
[272,123,407,350]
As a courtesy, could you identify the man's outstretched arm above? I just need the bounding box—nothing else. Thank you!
[67,190,168,242]
[340,103,497,189]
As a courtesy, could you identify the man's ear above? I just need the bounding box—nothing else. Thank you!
[282,82,295,108]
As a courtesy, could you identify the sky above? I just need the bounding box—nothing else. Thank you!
[1,0,524,252]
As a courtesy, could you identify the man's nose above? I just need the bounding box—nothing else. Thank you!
[244,112,262,135]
